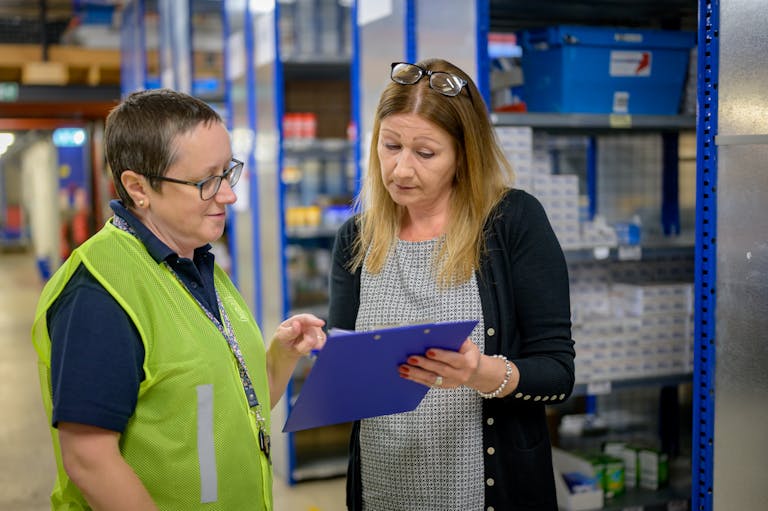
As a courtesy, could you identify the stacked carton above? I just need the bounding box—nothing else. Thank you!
[496,126,582,249]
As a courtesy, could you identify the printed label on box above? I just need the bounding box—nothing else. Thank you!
[612,92,630,113]
[614,32,644,44]
[609,51,652,76]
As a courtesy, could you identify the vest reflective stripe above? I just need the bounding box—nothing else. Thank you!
[197,384,217,504]
[32,223,272,510]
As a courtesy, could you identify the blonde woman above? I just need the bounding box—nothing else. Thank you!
[329,59,575,511]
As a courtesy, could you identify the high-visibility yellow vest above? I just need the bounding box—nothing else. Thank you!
[32,221,273,510]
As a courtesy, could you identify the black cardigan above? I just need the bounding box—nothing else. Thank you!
[328,189,575,510]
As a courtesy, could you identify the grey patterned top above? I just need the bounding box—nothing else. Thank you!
[356,238,486,511]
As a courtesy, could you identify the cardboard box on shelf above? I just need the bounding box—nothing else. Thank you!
[1,44,121,86]
[22,61,68,85]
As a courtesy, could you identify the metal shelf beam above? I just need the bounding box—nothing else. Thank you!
[491,112,696,131]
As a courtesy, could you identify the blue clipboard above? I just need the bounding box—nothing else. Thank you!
[283,319,479,432]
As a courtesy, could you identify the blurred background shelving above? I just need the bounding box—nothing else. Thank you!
[8,2,767,510]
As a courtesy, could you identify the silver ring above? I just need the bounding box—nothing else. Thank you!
[434,375,443,387]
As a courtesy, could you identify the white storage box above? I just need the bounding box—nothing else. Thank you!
[553,447,604,511]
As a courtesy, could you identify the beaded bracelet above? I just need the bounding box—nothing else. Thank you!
[477,354,513,399]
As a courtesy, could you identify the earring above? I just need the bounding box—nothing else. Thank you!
[139,200,145,207]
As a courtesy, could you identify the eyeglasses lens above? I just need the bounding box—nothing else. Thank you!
[200,161,242,200]
[392,63,423,84]
[228,161,243,188]
[429,73,463,96]
[201,178,220,200]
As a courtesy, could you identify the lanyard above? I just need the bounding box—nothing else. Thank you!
[112,215,271,460]
[166,263,271,461]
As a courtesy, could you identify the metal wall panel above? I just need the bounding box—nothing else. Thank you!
[415,0,479,85]
[158,0,192,92]
[718,1,768,136]
[252,6,281,339]
[120,0,146,96]
[224,0,256,317]
[355,0,488,181]
[357,0,408,177]
[251,2,290,481]
[714,0,768,508]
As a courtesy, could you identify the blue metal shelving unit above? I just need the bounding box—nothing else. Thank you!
[250,1,358,485]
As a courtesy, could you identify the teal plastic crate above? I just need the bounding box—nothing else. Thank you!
[520,25,696,115]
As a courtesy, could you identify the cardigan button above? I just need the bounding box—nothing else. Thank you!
[486,417,495,426]
[486,478,495,487]
[487,446,495,455]
[487,507,495,511]
[486,327,495,336]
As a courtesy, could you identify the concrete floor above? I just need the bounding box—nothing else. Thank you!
[0,250,345,511]
[0,250,55,511]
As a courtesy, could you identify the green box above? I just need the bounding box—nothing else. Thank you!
[589,453,625,498]
[604,442,641,489]
[639,448,669,490]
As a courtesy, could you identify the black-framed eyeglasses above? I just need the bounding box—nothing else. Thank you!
[390,62,469,97]
[154,158,243,200]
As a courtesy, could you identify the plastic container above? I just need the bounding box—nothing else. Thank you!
[614,215,643,245]
[519,25,695,115]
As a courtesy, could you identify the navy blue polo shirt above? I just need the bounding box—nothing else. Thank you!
[47,200,221,432]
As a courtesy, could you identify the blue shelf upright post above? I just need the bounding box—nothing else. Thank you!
[404,0,416,63]
[475,0,490,108]
[586,136,598,221]
[662,132,681,235]
[692,1,718,510]
[350,0,361,197]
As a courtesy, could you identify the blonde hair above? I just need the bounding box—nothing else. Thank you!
[351,58,514,286]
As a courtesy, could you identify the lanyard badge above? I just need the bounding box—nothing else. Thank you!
[252,406,271,462]
[259,429,271,461]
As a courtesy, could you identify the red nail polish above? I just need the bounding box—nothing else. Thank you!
[408,357,419,365]
[426,350,436,358]
[399,366,410,374]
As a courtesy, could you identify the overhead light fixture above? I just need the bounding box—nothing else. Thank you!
[0,132,15,155]
[53,128,86,148]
